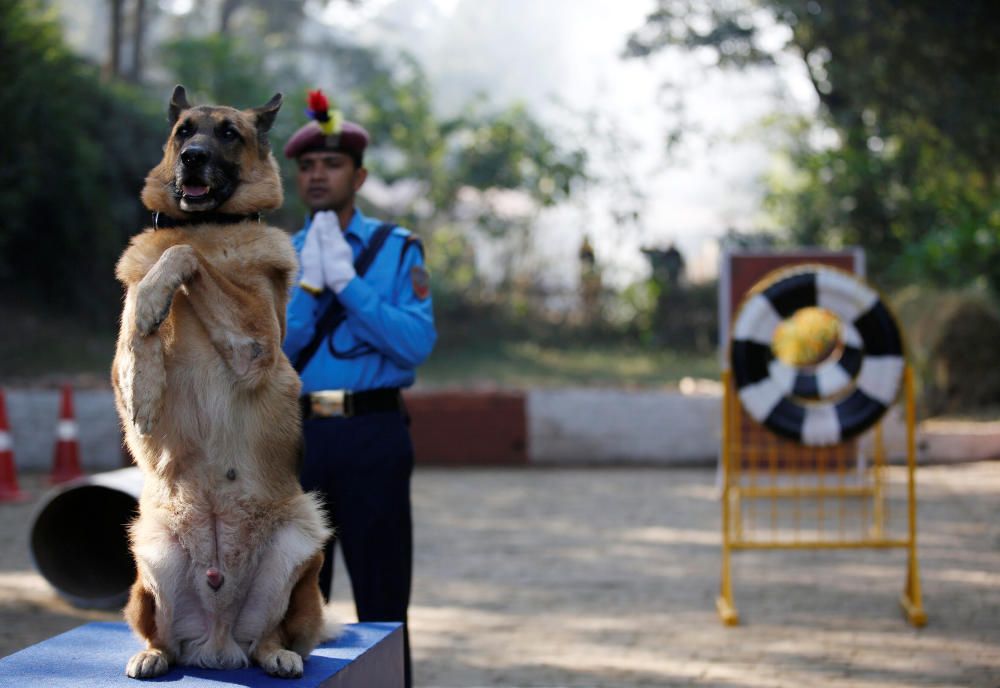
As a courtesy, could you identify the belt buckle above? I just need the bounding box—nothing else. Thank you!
[311,390,347,418]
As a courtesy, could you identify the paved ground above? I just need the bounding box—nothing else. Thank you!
[1,463,999,687]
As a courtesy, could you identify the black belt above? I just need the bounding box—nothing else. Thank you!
[300,388,402,419]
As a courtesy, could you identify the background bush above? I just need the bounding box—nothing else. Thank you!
[0,0,162,325]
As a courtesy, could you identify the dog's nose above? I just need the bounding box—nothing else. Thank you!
[181,146,210,167]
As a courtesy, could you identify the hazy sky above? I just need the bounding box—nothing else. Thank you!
[326,0,817,285]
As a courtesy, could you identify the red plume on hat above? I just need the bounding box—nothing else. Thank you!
[305,89,342,135]
[307,90,329,118]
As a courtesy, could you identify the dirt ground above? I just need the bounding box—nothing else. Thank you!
[2,463,999,687]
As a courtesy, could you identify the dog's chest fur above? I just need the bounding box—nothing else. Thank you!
[123,221,305,520]
[121,222,300,470]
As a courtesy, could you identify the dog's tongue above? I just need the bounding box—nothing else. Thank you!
[183,184,209,198]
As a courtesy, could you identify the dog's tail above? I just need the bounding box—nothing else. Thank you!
[321,604,342,641]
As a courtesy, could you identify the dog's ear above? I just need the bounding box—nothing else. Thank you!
[251,93,283,134]
[169,85,191,126]
[249,93,282,157]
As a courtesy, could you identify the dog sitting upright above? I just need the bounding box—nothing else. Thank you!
[112,85,331,679]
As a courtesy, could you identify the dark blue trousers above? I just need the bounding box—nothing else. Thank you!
[300,410,413,688]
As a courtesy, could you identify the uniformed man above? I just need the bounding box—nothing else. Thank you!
[282,95,436,688]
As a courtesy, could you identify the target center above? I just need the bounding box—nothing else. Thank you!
[772,306,843,369]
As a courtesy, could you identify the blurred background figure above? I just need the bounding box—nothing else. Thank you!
[577,234,602,325]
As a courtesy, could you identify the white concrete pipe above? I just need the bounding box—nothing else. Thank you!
[29,467,142,609]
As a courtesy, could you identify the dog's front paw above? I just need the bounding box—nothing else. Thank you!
[135,245,198,335]
[259,649,303,678]
[134,286,174,337]
[126,648,169,679]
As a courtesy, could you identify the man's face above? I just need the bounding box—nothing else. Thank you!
[295,150,366,212]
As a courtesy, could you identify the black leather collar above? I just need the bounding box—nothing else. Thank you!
[152,211,262,229]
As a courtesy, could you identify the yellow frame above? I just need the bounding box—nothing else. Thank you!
[717,367,926,627]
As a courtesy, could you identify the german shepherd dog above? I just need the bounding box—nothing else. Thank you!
[112,86,331,679]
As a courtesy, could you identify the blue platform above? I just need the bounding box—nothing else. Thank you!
[0,621,403,687]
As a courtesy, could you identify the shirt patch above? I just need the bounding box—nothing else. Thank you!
[411,266,430,300]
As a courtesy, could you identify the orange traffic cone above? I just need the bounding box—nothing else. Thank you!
[50,384,83,484]
[0,389,28,502]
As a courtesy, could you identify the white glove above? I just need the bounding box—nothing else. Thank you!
[298,222,324,295]
[312,210,356,294]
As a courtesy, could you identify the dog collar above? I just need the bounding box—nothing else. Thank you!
[152,211,262,229]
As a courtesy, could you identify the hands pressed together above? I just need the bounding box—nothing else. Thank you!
[299,211,357,295]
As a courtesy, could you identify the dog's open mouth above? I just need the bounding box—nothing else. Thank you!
[177,180,218,211]
[173,156,238,212]
[182,184,210,199]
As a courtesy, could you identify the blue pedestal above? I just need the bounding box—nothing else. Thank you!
[0,621,403,687]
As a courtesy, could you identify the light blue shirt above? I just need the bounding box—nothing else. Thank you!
[283,209,437,394]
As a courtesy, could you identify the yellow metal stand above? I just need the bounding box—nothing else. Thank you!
[900,366,927,626]
[717,370,739,625]
[717,367,926,626]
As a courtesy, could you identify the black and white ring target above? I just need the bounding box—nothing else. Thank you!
[730,265,904,446]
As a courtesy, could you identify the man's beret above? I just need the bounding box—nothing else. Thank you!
[283,120,370,159]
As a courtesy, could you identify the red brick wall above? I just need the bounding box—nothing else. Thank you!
[404,391,527,466]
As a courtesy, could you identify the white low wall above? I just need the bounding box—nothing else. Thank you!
[3,387,998,471]
[528,388,721,464]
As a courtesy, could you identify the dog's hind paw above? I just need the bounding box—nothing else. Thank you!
[135,292,174,337]
[259,649,303,678]
[134,244,198,336]
[126,648,169,679]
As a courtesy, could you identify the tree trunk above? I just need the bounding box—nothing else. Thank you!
[107,0,123,79]
[128,0,145,83]
[219,0,242,35]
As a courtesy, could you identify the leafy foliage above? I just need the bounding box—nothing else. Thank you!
[0,0,162,323]
[320,49,590,328]
[352,53,588,217]
[627,1,1000,292]
[892,285,1000,414]
[156,34,590,333]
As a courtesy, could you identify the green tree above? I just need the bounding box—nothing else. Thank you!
[351,53,587,220]
[347,51,589,326]
[626,1,1000,291]
[0,0,162,322]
